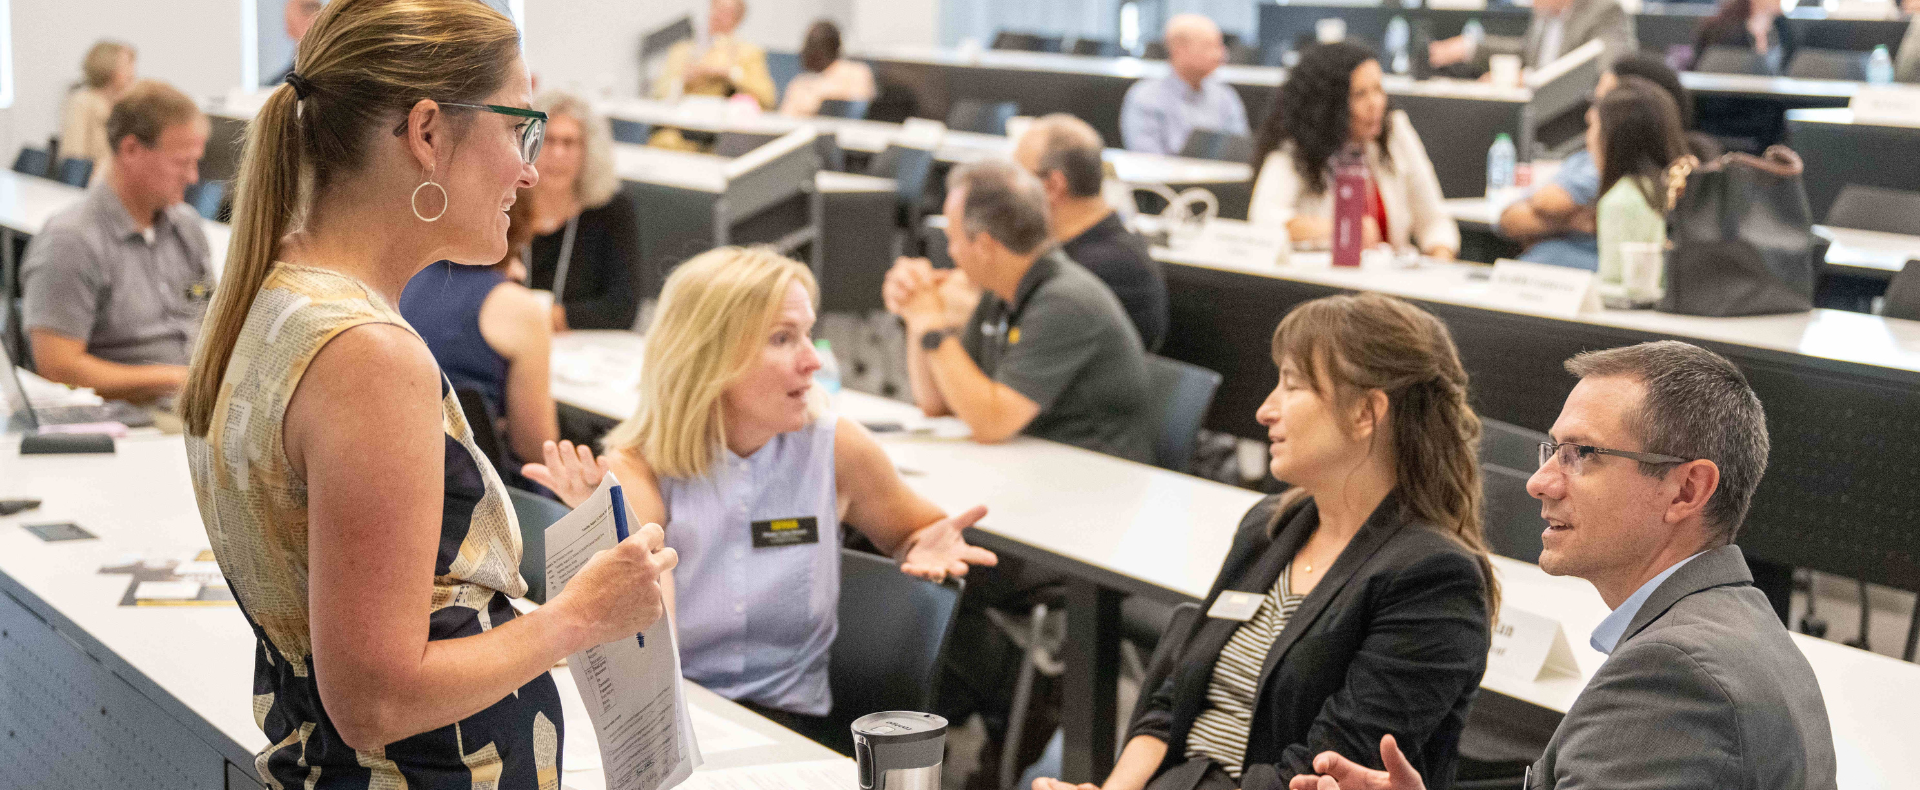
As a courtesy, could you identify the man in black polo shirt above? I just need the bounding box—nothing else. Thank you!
[883,160,1154,463]
[1013,113,1169,351]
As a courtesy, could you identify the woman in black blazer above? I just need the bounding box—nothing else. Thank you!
[1035,293,1497,790]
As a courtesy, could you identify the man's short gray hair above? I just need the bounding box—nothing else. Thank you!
[1565,340,1769,542]
[1028,113,1107,199]
[947,159,1053,255]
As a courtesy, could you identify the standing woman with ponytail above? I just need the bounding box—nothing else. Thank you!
[181,1,676,786]
[1033,293,1496,790]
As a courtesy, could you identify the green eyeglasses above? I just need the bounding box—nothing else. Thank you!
[391,102,548,164]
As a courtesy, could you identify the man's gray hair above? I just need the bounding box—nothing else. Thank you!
[1565,340,1769,542]
[1029,113,1107,199]
[947,159,1053,255]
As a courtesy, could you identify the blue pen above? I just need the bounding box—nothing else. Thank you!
[608,485,645,649]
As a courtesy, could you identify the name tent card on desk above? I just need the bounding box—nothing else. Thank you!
[1488,605,1582,682]
[1180,220,1290,268]
[1484,259,1600,318]
[1849,87,1920,128]
[896,118,947,151]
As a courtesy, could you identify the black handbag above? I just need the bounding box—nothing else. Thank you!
[1659,146,1817,317]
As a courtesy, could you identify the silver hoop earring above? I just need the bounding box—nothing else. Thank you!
[411,180,448,222]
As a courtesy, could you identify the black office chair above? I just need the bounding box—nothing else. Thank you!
[1824,185,1920,236]
[713,131,782,158]
[1179,130,1255,164]
[866,144,936,229]
[992,31,1048,52]
[184,180,227,221]
[506,487,569,603]
[1479,418,1547,563]
[1694,46,1772,75]
[55,158,93,188]
[816,99,871,120]
[1882,260,1920,321]
[1068,38,1121,57]
[946,99,1019,135]
[1143,41,1170,60]
[608,117,653,145]
[1227,43,1262,66]
[825,548,964,756]
[1144,354,1223,474]
[12,147,51,178]
[1787,48,1870,82]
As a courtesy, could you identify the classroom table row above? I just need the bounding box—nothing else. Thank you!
[0,429,855,790]
[548,329,1920,788]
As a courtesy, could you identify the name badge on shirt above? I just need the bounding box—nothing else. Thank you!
[750,516,821,549]
[1207,590,1265,622]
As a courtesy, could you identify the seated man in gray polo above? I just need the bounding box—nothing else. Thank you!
[884,160,1155,463]
[22,79,211,403]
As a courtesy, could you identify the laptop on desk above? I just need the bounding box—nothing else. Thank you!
[0,304,156,432]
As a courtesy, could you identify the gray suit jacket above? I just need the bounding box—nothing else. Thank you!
[1484,0,1638,68]
[1528,546,1837,790]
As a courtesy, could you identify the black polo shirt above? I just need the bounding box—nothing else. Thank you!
[1060,212,1168,352]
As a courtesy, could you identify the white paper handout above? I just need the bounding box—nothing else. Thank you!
[675,759,857,790]
[547,473,703,790]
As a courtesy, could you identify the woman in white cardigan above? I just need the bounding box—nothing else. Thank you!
[1249,42,1459,258]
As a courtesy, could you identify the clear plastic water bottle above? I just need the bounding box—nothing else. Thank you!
[1462,19,1487,50]
[1868,45,1895,85]
[1487,133,1517,197]
[812,339,842,404]
[1386,17,1412,74]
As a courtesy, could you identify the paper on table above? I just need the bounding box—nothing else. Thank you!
[134,580,203,600]
[547,473,702,790]
[688,705,777,755]
[676,760,857,790]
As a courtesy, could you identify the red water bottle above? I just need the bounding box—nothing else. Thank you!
[1331,144,1367,268]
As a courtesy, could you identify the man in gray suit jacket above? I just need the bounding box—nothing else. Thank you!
[1289,341,1837,790]
[1429,0,1637,73]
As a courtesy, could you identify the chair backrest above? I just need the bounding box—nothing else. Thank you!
[1178,130,1254,164]
[55,158,93,188]
[1694,46,1771,75]
[1143,41,1170,60]
[184,180,228,221]
[827,548,964,752]
[816,99,871,120]
[505,487,571,603]
[1883,259,1920,321]
[866,144,936,223]
[12,147,51,178]
[767,51,804,99]
[713,131,782,158]
[1479,418,1546,563]
[1786,48,1869,81]
[1069,38,1119,57]
[991,31,1048,52]
[453,387,508,476]
[1144,354,1223,473]
[946,100,1019,135]
[609,117,653,145]
[1824,185,1920,235]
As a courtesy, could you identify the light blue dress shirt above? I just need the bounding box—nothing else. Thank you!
[659,414,842,716]
[1120,74,1251,156]
[1589,552,1705,655]
[1512,149,1600,271]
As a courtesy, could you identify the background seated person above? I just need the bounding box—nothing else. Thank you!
[1498,54,1713,270]
[399,198,558,479]
[23,79,211,403]
[1034,293,1495,790]
[1250,43,1457,259]
[59,40,137,179]
[1121,14,1249,156]
[780,20,875,117]
[1427,0,1636,76]
[1013,113,1169,352]
[655,0,776,109]
[883,161,1155,463]
[522,91,643,330]
[1690,0,1794,74]
[1292,342,1836,790]
[525,246,996,748]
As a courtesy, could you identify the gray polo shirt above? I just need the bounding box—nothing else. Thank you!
[21,182,212,367]
[960,250,1156,463]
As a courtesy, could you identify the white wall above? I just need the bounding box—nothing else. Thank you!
[0,0,244,162]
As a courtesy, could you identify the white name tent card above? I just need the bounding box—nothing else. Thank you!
[1488,605,1582,682]
[1849,87,1920,129]
[896,118,948,151]
[1179,220,1290,268]
[1484,259,1600,317]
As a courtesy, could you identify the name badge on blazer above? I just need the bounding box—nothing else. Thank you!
[750,516,820,549]
[1207,590,1265,622]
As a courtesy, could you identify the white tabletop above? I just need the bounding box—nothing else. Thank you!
[600,97,1253,186]
[0,170,232,282]
[0,430,848,786]
[610,142,896,195]
[1680,71,1867,100]
[547,329,1920,785]
[1157,220,1920,376]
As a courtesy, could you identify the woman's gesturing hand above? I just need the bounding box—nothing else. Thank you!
[522,440,612,508]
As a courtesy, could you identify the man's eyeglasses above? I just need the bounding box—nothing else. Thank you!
[391,103,548,164]
[1538,441,1691,475]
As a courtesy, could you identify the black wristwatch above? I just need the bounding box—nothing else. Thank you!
[920,327,958,351]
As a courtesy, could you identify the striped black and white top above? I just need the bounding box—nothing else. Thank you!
[1184,563,1308,779]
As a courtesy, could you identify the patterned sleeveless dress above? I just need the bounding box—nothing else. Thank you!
[186,263,562,789]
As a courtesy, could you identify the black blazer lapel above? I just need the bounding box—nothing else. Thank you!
[1251,494,1409,698]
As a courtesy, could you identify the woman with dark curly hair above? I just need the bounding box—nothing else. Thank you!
[1249,42,1457,259]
